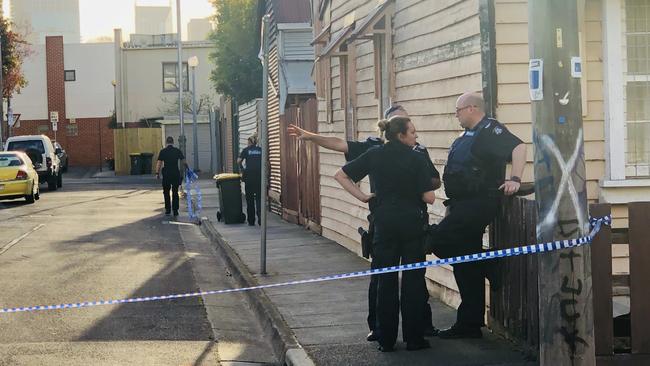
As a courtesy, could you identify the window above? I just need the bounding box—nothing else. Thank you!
[64,70,76,82]
[624,0,650,177]
[66,124,78,136]
[162,62,189,92]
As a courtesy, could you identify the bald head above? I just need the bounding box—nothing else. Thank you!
[457,92,485,112]
[455,92,486,129]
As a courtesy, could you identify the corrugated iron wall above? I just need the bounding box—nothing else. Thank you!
[266,0,282,214]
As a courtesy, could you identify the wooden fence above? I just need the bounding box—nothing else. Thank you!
[113,128,162,175]
[489,199,650,364]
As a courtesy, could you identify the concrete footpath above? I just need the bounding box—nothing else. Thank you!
[196,179,535,366]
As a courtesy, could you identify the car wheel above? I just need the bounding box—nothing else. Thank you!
[57,171,63,188]
[48,175,58,191]
[25,183,36,204]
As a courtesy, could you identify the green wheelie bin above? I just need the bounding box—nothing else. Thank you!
[214,173,246,224]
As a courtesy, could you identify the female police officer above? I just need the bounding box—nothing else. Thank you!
[288,107,441,342]
[334,116,436,352]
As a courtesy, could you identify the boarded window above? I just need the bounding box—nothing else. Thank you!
[66,124,78,136]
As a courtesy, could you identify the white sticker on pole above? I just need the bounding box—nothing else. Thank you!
[571,56,582,78]
[529,59,544,101]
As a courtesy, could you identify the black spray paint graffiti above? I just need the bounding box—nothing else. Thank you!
[557,249,586,356]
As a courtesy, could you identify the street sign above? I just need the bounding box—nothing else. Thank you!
[50,111,59,123]
[52,121,58,132]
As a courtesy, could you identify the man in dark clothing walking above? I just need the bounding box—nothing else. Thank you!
[155,136,187,217]
[238,135,262,226]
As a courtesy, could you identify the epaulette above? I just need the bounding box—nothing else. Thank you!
[413,144,428,153]
[366,136,384,145]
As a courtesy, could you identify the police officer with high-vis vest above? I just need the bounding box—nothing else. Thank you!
[335,116,435,352]
[287,105,441,344]
[427,92,526,339]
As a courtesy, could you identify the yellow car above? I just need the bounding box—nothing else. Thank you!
[0,151,40,203]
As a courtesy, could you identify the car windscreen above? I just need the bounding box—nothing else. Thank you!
[0,155,24,167]
[7,141,45,163]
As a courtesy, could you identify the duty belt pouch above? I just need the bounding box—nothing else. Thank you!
[358,214,375,259]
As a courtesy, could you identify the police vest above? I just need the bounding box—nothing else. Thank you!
[443,119,491,199]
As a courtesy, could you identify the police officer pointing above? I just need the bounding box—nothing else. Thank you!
[335,116,435,352]
[428,92,526,339]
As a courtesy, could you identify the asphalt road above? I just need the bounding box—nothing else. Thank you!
[0,172,276,365]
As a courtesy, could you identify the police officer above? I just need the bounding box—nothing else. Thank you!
[155,136,187,216]
[428,92,526,339]
[238,135,262,226]
[335,116,436,352]
[288,106,441,342]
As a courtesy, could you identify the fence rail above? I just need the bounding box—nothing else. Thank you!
[489,199,650,364]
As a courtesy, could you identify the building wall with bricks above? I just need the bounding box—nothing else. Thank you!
[10,36,114,168]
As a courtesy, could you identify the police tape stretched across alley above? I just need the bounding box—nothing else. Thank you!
[0,215,610,315]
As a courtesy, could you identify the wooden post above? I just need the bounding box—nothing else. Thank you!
[528,0,595,364]
[589,203,612,356]
[628,202,650,354]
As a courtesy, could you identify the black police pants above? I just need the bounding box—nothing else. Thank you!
[368,256,433,333]
[244,179,261,225]
[431,197,497,328]
[162,174,181,213]
[372,224,427,347]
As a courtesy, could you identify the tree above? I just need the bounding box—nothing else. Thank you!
[208,0,262,104]
[159,92,215,116]
[1,17,30,99]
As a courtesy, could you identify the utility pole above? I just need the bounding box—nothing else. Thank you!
[260,14,270,275]
[528,0,594,364]
[176,0,186,159]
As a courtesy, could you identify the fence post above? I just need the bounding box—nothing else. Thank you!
[590,203,613,356]
[629,202,650,354]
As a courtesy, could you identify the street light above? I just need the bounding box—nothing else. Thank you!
[188,55,199,171]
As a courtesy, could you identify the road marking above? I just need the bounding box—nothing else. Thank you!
[0,224,45,256]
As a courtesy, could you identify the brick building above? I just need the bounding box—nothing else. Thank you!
[10,36,115,168]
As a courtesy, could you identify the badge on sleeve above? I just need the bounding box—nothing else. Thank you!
[493,127,503,135]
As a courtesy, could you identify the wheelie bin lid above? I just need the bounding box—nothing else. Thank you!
[129,152,141,156]
[213,173,241,182]
[140,152,154,157]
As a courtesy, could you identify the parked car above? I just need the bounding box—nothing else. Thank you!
[4,135,62,191]
[54,142,69,172]
[0,151,40,203]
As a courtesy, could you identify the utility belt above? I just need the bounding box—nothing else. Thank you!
[358,195,427,259]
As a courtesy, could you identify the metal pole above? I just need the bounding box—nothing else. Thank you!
[260,14,270,275]
[191,65,199,171]
[528,0,594,364]
[176,0,186,158]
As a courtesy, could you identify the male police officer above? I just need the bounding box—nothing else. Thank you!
[428,92,526,338]
[155,136,187,216]
[288,105,441,342]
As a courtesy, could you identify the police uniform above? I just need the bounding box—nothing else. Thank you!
[239,144,262,225]
[346,138,439,338]
[431,116,522,333]
[157,144,185,215]
[343,140,435,350]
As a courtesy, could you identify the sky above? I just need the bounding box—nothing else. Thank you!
[3,0,215,42]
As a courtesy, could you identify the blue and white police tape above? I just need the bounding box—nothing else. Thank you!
[184,168,202,220]
[0,215,610,315]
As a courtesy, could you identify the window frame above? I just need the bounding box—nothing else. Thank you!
[64,70,76,82]
[162,62,189,93]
